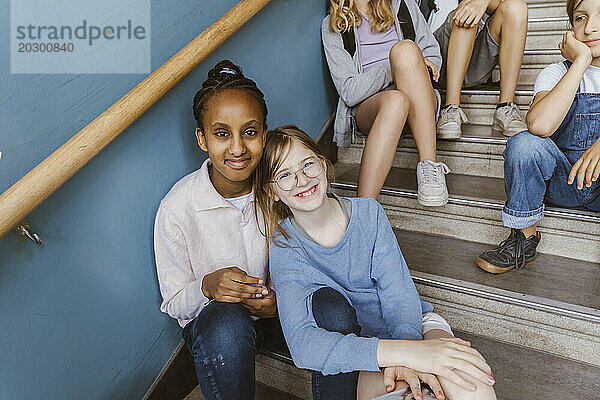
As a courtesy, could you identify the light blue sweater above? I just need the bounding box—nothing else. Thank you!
[269,197,433,375]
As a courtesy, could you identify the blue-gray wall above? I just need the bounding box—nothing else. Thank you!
[0,1,335,399]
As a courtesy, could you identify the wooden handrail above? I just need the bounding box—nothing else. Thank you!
[0,0,272,240]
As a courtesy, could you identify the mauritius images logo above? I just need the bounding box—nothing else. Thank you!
[10,0,150,74]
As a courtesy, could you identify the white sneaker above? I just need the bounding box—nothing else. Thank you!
[417,160,450,207]
[437,104,467,139]
[492,102,527,137]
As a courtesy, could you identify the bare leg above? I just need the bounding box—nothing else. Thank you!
[438,371,497,400]
[357,369,497,400]
[522,224,537,238]
[389,40,437,162]
[488,0,528,103]
[355,90,410,198]
[444,15,478,106]
[356,371,409,400]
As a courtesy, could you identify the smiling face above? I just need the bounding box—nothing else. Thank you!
[572,0,600,58]
[271,142,328,215]
[196,89,267,197]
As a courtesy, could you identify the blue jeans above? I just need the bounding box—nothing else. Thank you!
[182,302,281,400]
[502,131,600,229]
[311,287,361,400]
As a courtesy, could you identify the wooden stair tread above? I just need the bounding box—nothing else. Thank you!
[396,229,600,315]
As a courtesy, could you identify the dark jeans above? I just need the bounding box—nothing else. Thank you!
[311,287,362,400]
[182,301,282,400]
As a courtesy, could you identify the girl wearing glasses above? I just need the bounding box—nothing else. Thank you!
[155,61,453,400]
[254,125,497,400]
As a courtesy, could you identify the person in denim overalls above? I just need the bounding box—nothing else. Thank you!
[477,0,600,273]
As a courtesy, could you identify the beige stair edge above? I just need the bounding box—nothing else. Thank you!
[418,285,600,366]
[332,187,600,263]
[338,144,505,178]
[256,353,312,400]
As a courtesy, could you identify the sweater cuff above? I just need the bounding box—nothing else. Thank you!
[422,312,453,336]
[356,336,381,372]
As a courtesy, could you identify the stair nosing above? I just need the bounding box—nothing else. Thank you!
[351,133,508,146]
[459,88,534,96]
[331,179,600,224]
[260,348,294,365]
[528,16,569,23]
[524,49,561,55]
[412,270,600,323]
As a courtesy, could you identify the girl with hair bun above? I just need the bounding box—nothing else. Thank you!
[154,60,276,400]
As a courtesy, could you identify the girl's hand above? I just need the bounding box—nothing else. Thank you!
[569,137,600,189]
[201,266,268,303]
[559,31,592,66]
[379,337,494,392]
[424,58,440,82]
[452,0,488,28]
[241,287,278,318]
[383,366,445,400]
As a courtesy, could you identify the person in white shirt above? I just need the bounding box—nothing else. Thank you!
[154,60,277,400]
[477,0,600,273]
[154,60,454,400]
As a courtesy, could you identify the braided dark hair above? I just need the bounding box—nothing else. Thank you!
[193,60,268,130]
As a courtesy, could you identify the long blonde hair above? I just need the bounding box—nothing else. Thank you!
[329,0,395,33]
[253,125,334,247]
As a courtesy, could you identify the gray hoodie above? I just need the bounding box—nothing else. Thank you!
[322,0,441,147]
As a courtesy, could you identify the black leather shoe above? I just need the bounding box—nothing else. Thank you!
[476,229,541,274]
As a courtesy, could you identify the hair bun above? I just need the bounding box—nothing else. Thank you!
[208,60,244,80]
[219,67,237,75]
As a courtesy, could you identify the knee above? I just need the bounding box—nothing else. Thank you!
[389,40,422,69]
[312,287,360,335]
[438,370,497,400]
[188,302,255,355]
[504,131,549,164]
[453,385,496,400]
[379,90,409,116]
[497,0,528,22]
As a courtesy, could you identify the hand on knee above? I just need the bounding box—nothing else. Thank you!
[449,5,485,30]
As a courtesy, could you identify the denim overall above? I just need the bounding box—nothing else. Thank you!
[501,60,600,229]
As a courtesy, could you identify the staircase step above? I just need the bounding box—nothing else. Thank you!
[521,48,562,65]
[396,229,600,365]
[398,229,600,318]
[528,16,569,32]
[331,165,600,263]
[250,332,600,399]
[459,332,600,398]
[526,31,564,51]
[338,124,507,178]
[184,382,303,400]
[457,84,533,125]
[492,63,549,86]
[527,0,567,19]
